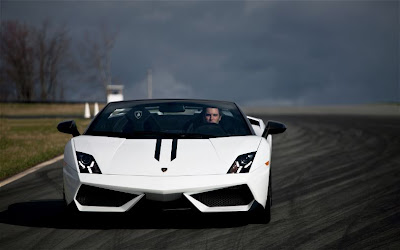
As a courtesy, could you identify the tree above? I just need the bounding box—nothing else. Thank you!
[34,20,71,101]
[0,20,73,102]
[0,21,35,101]
[80,24,118,100]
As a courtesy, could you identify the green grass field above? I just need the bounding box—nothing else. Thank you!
[0,103,99,181]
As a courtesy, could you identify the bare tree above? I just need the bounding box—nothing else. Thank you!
[0,21,35,101]
[80,24,118,100]
[0,20,73,102]
[0,57,14,101]
[34,20,71,101]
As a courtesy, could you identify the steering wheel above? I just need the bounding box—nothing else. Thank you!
[193,123,227,136]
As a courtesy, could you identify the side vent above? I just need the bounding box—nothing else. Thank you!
[76,185,138,207]
[191,185,254,207]
[248,118,260,126]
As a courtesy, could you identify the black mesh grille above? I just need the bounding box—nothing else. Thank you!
[141,196,196,212]
[76,185,138,207]
[191,185,254,207]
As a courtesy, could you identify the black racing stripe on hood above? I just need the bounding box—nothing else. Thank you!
[155,138,161,161]
[171,138,178,161]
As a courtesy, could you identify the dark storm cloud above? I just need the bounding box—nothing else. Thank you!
[2,1,398,105]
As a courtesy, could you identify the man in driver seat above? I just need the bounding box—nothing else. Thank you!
[204,107,222,124]
[203,107,237,134]
[185,107,223,133]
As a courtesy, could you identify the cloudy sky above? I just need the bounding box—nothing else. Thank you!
[2,0,399,106]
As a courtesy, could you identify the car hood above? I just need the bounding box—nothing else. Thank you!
[73,135,262,176]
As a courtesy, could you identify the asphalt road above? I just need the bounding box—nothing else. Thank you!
[1,115,399,249]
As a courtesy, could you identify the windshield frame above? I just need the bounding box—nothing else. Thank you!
[84,99,255,139]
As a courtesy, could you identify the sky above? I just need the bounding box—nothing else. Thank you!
[1,0,399,106]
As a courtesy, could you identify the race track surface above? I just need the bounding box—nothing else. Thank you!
[1,115,399,249]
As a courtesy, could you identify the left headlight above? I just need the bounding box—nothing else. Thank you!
[227,152,256,174]
[76,152,102,174]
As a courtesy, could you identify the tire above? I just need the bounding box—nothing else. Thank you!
[63,186,78,215]
[264,179,272,222]
[249,175,271,224]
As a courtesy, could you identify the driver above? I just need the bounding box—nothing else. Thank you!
[204,107,222,124]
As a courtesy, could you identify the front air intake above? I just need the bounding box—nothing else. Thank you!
[76,185,138,207]
[191,185,254,207]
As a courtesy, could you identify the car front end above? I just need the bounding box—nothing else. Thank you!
[63,135,272,213]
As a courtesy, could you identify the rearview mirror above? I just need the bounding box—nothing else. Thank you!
[57,120,80,137]
[262,121,286,137]
[159,103,185,113]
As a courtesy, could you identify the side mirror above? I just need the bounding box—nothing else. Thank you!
[57,120,80,137]
[262,121,286,137]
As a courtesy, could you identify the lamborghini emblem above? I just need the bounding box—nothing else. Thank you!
[134,111,142,119]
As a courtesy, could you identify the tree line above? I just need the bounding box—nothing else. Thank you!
[0,20,116,102]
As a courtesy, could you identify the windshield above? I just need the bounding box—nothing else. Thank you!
[85,100,252,139]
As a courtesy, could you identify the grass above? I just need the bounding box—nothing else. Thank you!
[0,105,94,181]
[0,102,106,117]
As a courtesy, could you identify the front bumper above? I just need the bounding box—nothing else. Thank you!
[63,164,270,213]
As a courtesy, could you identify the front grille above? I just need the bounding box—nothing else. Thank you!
[142,196,196,212]
[76,185,138,207]
[191,185,254,207]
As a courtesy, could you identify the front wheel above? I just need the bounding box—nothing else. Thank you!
[63,185,78,214]
[249,176,271,224]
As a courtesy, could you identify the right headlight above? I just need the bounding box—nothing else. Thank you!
[227,152,256,174]
[76,152,102,174]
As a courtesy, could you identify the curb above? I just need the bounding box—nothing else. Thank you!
[0,154,64,188]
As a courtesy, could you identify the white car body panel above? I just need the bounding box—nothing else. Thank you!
[72,135,262,176]
[63,134,272,212]
[64,160,270,212]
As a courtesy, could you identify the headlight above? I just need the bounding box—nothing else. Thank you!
[227,152,256,174]
[76,152,102,174]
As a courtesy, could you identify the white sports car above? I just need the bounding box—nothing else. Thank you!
[57,99,286,223]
